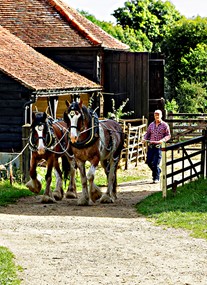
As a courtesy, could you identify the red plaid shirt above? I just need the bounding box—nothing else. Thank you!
[144,120,171,142]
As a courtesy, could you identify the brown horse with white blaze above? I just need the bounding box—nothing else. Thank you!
[64,100,124,206]
[26,112,77,203]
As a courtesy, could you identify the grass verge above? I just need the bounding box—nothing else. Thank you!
[136,178,207,240]
[0,180,33,207]
[0,246,22,285]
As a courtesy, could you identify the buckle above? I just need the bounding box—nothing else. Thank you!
[155,144,161,148]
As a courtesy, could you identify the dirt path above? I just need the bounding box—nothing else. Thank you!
[0,179,207,285]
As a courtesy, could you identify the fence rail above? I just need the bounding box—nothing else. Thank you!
[166,112,207,141]
[119,118,147,169]
[161,133,207,198]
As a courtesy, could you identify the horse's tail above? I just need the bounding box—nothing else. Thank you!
[61,155,70,186]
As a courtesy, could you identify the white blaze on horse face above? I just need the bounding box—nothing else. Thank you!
[68,111,81,143]
[35,125,45,155]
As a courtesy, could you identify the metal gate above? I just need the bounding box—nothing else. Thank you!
[161,132,207,198]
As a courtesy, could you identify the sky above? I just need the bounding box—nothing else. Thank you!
[63,0,207,23]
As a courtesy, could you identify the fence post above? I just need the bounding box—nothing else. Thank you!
[161,142,167,198]
[21,124,31,183]
[202,129,207,178]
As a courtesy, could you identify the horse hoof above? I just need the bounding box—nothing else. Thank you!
[90,184,103,203]
[77,197,89,206]
[41,195,56,204]
[26,179,42,194]
[91,188,102,203]
[53,191,63,201]
[65,191,77,199]
[100,194,115,204]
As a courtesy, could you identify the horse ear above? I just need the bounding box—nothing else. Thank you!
[65,100,70,108]
[63,111,68,123]
[32,112,36,122]
[43,112,47,121]
[79,100,83,109]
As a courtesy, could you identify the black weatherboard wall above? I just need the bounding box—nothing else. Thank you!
[0,72,29,152]
[37,47,101,83]
[36,48,164,120]
[103,51,149,119]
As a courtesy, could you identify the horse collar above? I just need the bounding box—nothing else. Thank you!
[71,110,99,149]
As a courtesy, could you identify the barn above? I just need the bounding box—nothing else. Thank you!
[0,0,164,120]
[0,26,101,152]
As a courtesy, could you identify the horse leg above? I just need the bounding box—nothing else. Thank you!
[26,155,42,194]
[41,159,56,203]
[53,166,64,201]
[65,156,77,199]
[86,165,102,203]
[76,161,89,206]
[100,157,119,204]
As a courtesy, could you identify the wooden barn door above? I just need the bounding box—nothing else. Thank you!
[149,54,165,123]
[103,51,164,121]
[103,51,149,119]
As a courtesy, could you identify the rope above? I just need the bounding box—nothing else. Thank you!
[3,143,29,167]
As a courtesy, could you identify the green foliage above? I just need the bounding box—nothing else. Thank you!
[136,178,207,240]
[179,43,207,86]
[107,98,134,121]
[176,80,207,113]
[80,10,148,51]
[165,98,179,113]
[113,0,182,51]
[162,17,207,100]
[0,246,22,285]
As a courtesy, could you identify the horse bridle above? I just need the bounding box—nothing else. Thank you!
[29,120,56,152]
[66,106,99,148]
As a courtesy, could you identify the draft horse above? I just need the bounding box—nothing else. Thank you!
[64,100,124,206]
[26,112,77,203]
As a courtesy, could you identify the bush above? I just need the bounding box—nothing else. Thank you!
[176,80,207,113]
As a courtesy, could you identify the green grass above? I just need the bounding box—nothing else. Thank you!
[0,165,145,207]
[136,178,207,240]
[0,180,33,206]
[0,246,22,285]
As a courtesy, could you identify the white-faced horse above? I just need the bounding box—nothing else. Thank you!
[26,112,77,203]
[63,101,124,206]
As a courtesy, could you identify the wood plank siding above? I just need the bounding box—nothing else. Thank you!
[103,51,149,119]
[0,72,29,152]
[37,48,101,83]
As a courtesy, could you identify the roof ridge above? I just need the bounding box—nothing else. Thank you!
[48,0,102,46]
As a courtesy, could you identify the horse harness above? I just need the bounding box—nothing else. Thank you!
[29,117,57,152]
[69,108,99,149]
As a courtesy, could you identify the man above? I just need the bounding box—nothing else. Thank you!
[143,110,171,183]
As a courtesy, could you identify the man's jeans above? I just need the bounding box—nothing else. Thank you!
[146,145,162,181]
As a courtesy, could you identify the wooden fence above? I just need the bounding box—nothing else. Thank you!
[165,112,207,142]
[161,131,207,198]
[119,118,148,169]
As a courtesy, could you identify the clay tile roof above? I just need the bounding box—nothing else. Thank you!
[0,0,129,50]
[0,26,101,93]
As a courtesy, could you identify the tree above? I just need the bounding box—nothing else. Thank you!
[80,10,149,51]
[112,0,182,51]
[176,81,207,113]
[162,17,207,101]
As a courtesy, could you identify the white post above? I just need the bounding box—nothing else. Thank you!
[161,142,167,198]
